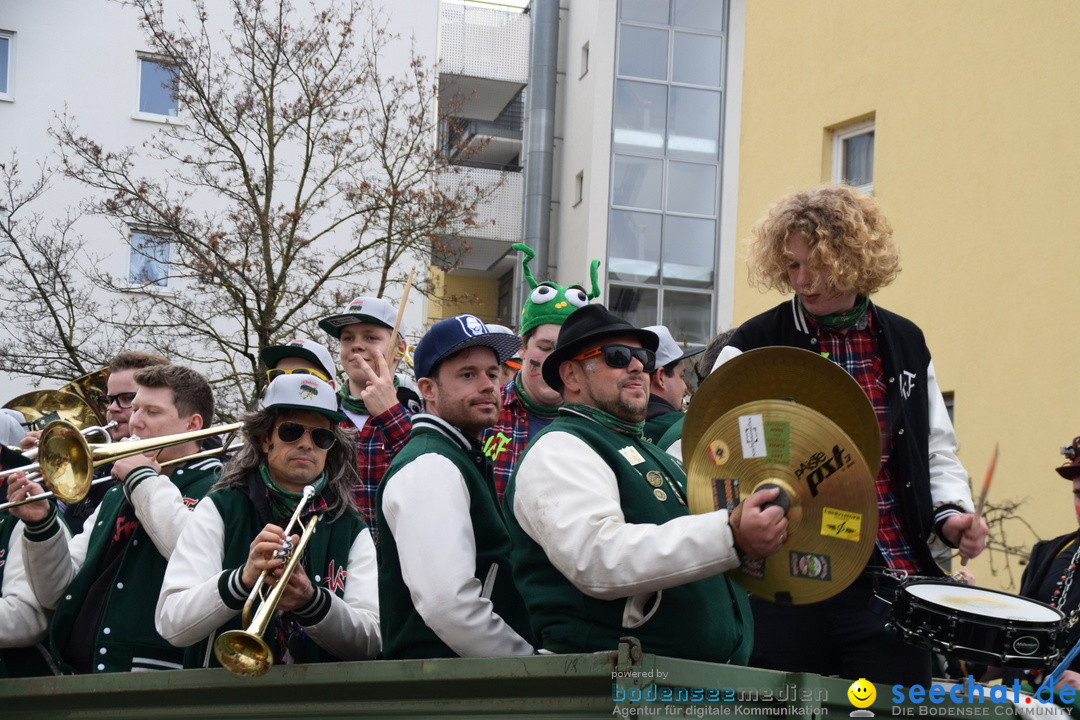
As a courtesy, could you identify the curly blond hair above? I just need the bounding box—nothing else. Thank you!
[746,185,901,296]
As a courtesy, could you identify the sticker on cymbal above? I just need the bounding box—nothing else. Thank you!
[707,439,730,466]
[789,551,831,581]
[738,414,767,458]
[764,421,790,464]
[820,507,862,542]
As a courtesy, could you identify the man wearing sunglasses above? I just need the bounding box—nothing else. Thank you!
[319,297,421,524]
[9,364,221,674]
[259,338,338,389]
[157,374,381,666]
[377,314,534,659]
[504,304,788,663]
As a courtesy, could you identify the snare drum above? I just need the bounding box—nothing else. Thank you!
[889,580,1066,669]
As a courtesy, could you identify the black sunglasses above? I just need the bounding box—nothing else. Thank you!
[572,344,656,373]
[97,392,138,409]
[276,421,336,450]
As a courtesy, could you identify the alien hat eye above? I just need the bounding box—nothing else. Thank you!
[530,284,558,305]
[565,286,589,308]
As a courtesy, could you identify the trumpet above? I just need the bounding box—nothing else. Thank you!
[0,436,245,513]
[0,420,241,512]
[215,485,320,678]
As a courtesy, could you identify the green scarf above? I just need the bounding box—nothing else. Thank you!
[514,373,560,419]
[260,463,327,522]
[799,295,870,331]
[339,377,399,416]
[561,402,645,438]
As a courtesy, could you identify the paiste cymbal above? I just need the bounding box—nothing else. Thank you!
[684,346,881,481]
[686,399,878,605]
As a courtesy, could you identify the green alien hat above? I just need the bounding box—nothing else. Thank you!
[514,242,602,336]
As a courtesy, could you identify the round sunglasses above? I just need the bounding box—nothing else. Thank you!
[276,421,336,450]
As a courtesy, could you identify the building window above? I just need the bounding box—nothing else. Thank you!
[0,31,13,101]
[580,42,589,78]
[607,0,727,344]
[129,231,171,287]
[137,55,178,118]
[833,119,875,192]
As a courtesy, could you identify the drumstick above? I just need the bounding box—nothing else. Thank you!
[384,267,415,367]
[961,443,997,567]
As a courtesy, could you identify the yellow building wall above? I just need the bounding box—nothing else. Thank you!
[426,267,502,326]
[736,0,1080,589]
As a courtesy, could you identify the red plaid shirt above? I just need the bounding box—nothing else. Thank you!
[482,380,549,504]
[342,403,412,524]
[811,309,922,574]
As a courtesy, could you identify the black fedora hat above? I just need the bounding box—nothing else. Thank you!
[542,304,659,392]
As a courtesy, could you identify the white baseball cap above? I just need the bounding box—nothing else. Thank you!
[259,339,337,381]
[318,296,398,339]
[643,325,704,369]
[262,374,345,422]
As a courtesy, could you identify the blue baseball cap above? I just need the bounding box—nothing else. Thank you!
[413,315,523,380]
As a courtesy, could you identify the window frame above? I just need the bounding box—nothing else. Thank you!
[832,119,875,193]
[0,30,15,102]
[133,53,181,123]
[127,230,173,289]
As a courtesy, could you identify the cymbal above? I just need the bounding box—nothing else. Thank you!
[4,390,101,433]
[686,399,878,605]
[684,346,881,479]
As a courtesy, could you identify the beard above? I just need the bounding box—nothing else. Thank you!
[582,374,647,424]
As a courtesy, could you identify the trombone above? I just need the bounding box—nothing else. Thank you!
[0,421,118,482]
[214,485,320,678]
[0,420,241,512]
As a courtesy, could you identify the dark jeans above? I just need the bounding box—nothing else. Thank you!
[749,573,932,687]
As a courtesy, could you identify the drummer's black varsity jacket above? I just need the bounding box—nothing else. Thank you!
[726,297,967,573]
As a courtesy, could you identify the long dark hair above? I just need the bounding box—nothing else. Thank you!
[213,407,359,522]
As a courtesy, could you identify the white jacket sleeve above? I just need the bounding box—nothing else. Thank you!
[0,520,60,647]
[926,359,973,513]
[156,498,235,647]
[23,502,94,610]
[512,432,739,601]
[382,453,533,657]
[128,471,196,559]
[302,527,381,660]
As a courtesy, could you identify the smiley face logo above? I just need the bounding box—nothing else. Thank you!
[847,678,876,709]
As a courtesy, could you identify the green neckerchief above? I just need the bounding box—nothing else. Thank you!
[799,295,871,331]
[260,463,327,522]
[339,376,399,416]
[514,372,560,419]
[562,401,645,438]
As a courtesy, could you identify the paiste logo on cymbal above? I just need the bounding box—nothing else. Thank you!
[795,444,854,497]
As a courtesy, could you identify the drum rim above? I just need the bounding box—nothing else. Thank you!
[898,579,1065,623]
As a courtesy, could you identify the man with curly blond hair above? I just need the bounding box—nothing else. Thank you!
[711,185,988,686]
